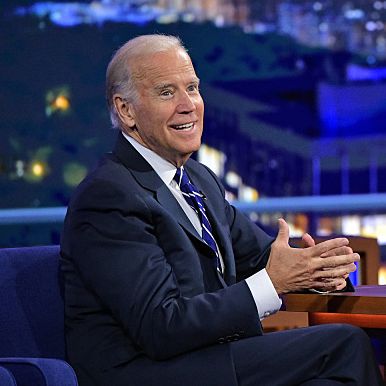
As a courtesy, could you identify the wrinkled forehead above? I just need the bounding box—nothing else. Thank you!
[130,48,197,85]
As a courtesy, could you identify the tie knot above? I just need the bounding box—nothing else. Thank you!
[173,167,190,188]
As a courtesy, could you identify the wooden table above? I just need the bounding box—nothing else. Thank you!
[282,285,386,327]
[282,285,386,379]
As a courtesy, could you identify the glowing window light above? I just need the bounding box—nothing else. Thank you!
[345,9,365,19]
[197,144,226,178]
[32,162,44,177]
[238,185,259,202]
[46,87,71,116]
[156,13,178,24]
[366,21,377,32]
[15,160,25,177]
[341,215,361,236]
[225,171,242,188]
[182,13,195,23]
[313,2,323,12]
[379,264,386,284]
[53,95,70,110]
[24,160,48,183]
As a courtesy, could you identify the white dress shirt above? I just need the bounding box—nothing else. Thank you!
[122,132,281,320]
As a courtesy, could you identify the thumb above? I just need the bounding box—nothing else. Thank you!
[276,218,289,245]
[302,232,315,247]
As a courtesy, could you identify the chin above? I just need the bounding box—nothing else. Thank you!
[179,139,201,154]
[187,144,201,155]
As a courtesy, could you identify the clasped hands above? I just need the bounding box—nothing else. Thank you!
[266,218,359,295]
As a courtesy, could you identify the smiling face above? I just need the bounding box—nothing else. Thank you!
[115,47,204,167]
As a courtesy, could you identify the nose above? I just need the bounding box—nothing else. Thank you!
[176,91,196,114]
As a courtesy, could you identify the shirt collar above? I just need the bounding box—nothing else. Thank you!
[122,131,177,186]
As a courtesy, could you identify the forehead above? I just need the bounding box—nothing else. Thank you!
[131,48,198,87]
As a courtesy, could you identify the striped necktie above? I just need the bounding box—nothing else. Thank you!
[174,167,222,274]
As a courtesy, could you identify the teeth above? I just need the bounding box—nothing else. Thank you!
[173,123,194,130]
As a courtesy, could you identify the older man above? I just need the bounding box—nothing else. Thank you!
[61,35,382,385]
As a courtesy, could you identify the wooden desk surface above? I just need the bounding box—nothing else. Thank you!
[282,285,386,315]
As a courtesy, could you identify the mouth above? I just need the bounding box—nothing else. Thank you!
[170,122,195,131]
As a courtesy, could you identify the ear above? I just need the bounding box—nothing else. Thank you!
[113,95,136,128]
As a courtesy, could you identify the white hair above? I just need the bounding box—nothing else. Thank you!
[106,34,187,129]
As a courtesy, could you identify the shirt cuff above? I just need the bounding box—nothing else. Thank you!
[245,268,282,320]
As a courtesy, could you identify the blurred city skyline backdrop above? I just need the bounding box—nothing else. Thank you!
[2,0,386,269]
[8,0,386,61]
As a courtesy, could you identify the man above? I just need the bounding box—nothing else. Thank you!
[61,35,382,385]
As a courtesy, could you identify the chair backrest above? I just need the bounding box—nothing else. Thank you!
[0,245,65,359]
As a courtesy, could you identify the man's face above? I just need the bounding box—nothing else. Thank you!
[120,47,204,167]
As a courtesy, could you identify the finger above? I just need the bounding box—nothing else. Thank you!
[314,263,357,279]
[317,253,360,270]
[302,233,315,247]
[329,277,347,291]
[275,218,290,246]
[310,237,349,256]
[336,279,347,291]
[312,277,346,291]
[320,246,353,257]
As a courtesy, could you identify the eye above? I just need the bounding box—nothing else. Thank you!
[160,89,173,97]
[187,84,199,93]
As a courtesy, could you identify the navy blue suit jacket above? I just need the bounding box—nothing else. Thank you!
[61,132,274,386]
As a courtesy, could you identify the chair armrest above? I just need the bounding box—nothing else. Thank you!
[0,365,17,386]
[0,357,78,386]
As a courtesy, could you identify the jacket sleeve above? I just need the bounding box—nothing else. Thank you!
[63,176,263,360]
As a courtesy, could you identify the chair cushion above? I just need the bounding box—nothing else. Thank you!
[0,357,78,386]
[0,365,17,386]
[0,246,65,358]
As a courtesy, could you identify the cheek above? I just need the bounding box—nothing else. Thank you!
[152,105,175,125]
[197,98,204,117]
[136,106,162,130]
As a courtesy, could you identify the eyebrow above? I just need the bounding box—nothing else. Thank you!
[154,83,174,91]
[154,77,200,91]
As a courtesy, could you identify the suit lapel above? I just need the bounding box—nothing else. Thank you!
[155,184,201,240]
[112,132,204,244]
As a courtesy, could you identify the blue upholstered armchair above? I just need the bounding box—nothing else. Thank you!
[0,246,78,386]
